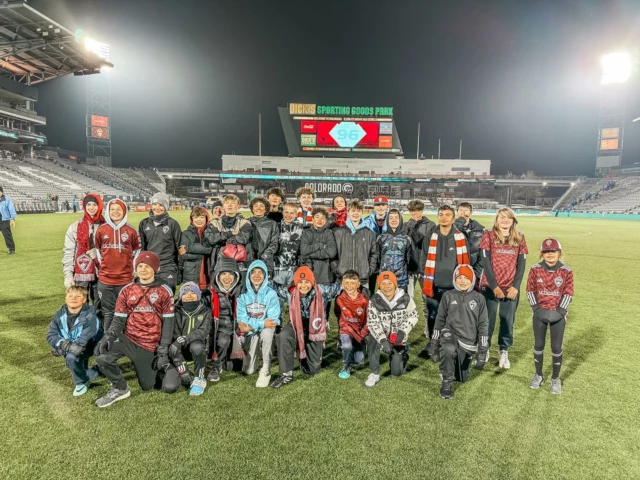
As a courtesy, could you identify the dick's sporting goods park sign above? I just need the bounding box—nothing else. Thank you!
[304,182,354,194]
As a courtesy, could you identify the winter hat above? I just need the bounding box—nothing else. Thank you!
[294,266,315,286]
[83,194,99,208]
[151,192,170,211]
[540,237,562,252]
[110,199,127,216]
[179,281,201,301]
[454,265,474,281]
[212,200,223,209]
[377,271,397,288]
[134,251,160,273]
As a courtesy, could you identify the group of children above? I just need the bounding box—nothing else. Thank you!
[49,189,574,407]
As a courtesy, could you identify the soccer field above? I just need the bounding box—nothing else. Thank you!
[1,212,639,479]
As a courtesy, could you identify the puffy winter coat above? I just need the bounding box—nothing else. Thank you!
[377,215,412,288]
[453,217,485,278]
[275,220,303,271]
[299,225,337,284]
[250,216,279,274]
[208,257,243,336]
[367,289,418,345]
[46,304,102,350]
[179,216,213,289]
[204,214,253,272]
[173,299,212,345]
[401,216,436,275]
[333,218,378,283]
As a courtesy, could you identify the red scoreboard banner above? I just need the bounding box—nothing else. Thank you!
[315,121,380,148]
[91,115,109,127]
[91,126,110,139]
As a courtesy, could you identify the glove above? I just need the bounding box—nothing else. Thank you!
[426,340,440,363]
[94,332,116,356]
[153,345,171,371]
[380,339,393,355]
[169,342,182,358]
[59,340,72,354]
[67,342,85,357]
[475,347,488,370]
[64,276,75,289]
[51,347,64,357]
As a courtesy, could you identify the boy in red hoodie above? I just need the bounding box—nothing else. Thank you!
[336,270,369,379]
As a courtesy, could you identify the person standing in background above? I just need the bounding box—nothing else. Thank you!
[266,187,286,223]
[0,185,16,255]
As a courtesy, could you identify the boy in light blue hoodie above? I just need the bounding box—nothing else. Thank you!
[236,260,281,388]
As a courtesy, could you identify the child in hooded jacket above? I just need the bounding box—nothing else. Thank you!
[377,209,412,289]
[179,206,213,290]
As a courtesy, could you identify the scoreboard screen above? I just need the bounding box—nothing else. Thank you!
[286,103,402,155]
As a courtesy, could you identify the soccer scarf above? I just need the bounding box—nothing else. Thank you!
[289,285,326,359]
[73,201,105,283]
[422,230,469,297]
[296,206,313,226]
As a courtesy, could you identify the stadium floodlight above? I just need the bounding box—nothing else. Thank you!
[600,52,632,85]
[84,36,111,62]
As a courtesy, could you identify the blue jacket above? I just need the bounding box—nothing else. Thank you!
[362,211,388,237]
[377,214,412,287]
[237,260,281,334]
[46,304,102,348]
[0,195,16,221]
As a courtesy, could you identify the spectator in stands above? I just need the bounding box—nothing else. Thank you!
[363,195,390,293]
[402,199,435,298]
[211,200,224,221]
[333,199,378,292]
[377,209,412,289]
[266,187,286,223]
[479,208,528,370]
[454,202,485,282]
[94,199,141,331]
[0,186,16,255]
[295,187,316,228]
[179,206,213,290]
[421,205,470,355]
[139,193,182,291]
[204,194,252,276]
[249,197,279,276]
[62,194,105,305]
[330,195,347,229]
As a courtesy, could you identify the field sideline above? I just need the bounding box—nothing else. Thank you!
[1,212,639,479]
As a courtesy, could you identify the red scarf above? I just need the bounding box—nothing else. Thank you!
[296,206,313,226]
[333,207,347,227]
[288,285,326,359]
[73,194,104,283]
[422,229,469,297]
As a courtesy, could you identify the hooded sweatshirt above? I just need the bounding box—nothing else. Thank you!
[209,257,243,336]
[362,210,389,237]
[95,199,141,286]
[367,287,418,345]
[180,208,213,289]
[333,217,379,283]
[402,215,436,275]
[377,213,412,287]
[236,260,281,335]
[432,265,489,352]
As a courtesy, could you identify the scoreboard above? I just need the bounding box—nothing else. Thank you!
[287,103,402,155]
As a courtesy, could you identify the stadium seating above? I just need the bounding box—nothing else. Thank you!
[569,176,640,213]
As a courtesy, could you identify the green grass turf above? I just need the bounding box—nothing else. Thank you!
[1,212,639,479]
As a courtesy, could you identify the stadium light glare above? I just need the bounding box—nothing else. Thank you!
[543,182,548,186]
[600,52,632,85]
[84,36,111,62]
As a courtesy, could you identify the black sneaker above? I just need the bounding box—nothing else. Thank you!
[440,380,454,400]
[207,367,221,382]
[271,374,293,389]
[8,251,15,255]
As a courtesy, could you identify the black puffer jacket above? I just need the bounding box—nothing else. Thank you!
[454,217,485,277]
[207,258,243,336]
[204,214,253,273]
[333,218,378,283]
[402,215,436,275]
[250,216,279,274]
[299,225,337,284]
[179,224,213,287]
[173,299,212,345]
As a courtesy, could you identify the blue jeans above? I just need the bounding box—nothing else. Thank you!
[340,334,365,368]
[65,352,94,385]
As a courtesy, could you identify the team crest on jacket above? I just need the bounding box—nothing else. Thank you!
[247,302,266,318]
[469,300,477,311]
[121,232,129,242]
[76,253,91,273]
[149,292,159,304]
[163,226,170,234]
[554,276,563,287]
[357,307,364,316]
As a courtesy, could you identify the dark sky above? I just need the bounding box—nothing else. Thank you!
[30,0,640,175]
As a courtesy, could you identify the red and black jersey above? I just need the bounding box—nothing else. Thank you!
[95,223,141,286]
[479,229,528,289]
[526,261,574,312]
[337,291,369,343]
[114,281,175,352]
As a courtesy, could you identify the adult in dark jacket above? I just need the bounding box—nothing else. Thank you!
[249,197,279,275]
[377,209,412,288]
[454,202,485,280]
[402,199,436,297]
[299,207,337,285]
[179,206,213,290]
[333,199,378,289]
[139,192,182,291]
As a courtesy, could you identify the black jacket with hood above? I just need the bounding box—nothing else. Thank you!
[432,265,489,352]
[377,213,412,287]
[332,218,378,283]
[173,298,212,345]
[299,224,337,284]
[249,215,279,274]
[207,257,243,336]
[402,215,436,275]
[179,210,213,287]
[204,214,253,273]
[453,217,485,278]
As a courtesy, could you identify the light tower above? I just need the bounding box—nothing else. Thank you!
[596,52,631,175]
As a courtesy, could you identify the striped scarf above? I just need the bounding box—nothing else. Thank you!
[422,230,469,297]
[296,206,313,226]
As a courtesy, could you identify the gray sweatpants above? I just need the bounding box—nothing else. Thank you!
[242,327,275,375]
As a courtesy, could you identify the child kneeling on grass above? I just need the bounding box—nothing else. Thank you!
[170,281,212,396]
[365,271,419,388]
[426,265,489,400]
[236,260,281,388]
[526,238,574,395]
[336,270,369,379]
[46,286,102,397]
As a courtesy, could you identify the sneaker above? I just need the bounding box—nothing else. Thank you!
[529,374,544,389]
[207,367,221,383]
[256,367,271,388]
[550,378,562,395]
[364,373,380,388]
[8,250,15,255]
[338,367,352,380]
[499,350,510,369]
[440,380,454,399]
[189,377,207,396]
[95,385,131,408]
[271,374,293,389]
[73,384,88,397]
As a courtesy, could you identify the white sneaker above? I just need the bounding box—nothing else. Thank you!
[365,373,380,388]
[499,350,510,369]
[255,367,271,388]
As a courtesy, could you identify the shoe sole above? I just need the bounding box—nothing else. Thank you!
[207,377,221,383]
[529,382,544,389]
[73,387,88,397]
[440,395,453,400]
[96,389,131,408]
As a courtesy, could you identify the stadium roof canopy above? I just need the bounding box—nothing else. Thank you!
[0,2,113,85]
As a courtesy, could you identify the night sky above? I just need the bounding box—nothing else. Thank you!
[30,0,640,175]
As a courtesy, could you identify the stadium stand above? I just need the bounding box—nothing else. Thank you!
[570,176,640,213]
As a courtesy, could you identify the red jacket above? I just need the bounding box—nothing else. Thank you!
[95,216,141,286]
[337,291,369,343]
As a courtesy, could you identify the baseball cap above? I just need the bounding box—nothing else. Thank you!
[373,195,388,205]
[540,238,562,252]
